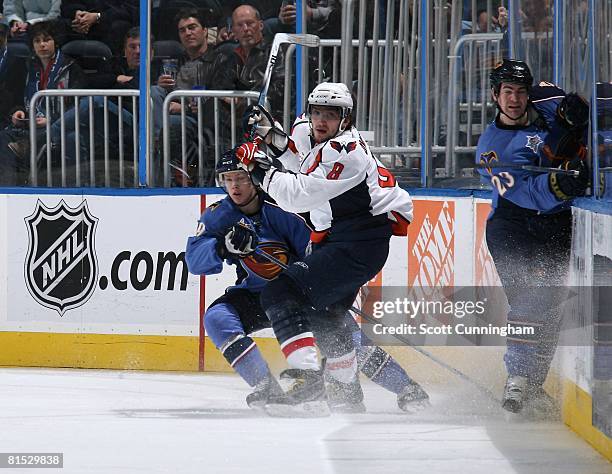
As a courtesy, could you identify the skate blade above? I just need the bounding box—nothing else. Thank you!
[399,398,430,414]
[329,401,366,414]
[265,400,331,418]
[246,401,267,411]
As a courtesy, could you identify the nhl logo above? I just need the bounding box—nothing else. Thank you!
[24,200,99,316]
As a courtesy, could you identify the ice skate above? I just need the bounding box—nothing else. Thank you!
[502,375,528,413]
[325,376,366,414]
[265,368,330,418]
[397,381,430,413]
[246,375,283,409]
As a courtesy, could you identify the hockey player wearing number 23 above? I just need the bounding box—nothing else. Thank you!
[234,82,416,415]
[475,59,590,414]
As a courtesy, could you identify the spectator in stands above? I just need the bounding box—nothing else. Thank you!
[86,25,145,92]
[49,26,152,170]
[0,20,27,129]
[151,7,224,186]
[216,4,285,117]
[3,0,61,40]
[0,21,86,185]
[265,0,341,38]
[59,0,138,54]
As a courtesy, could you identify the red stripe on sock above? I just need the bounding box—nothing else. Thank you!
[326,356,356,370]
[281,337,315,358]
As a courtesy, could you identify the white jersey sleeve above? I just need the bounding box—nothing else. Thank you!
[275,114,310,173]
[263,125,414,233]
[263,138,366,213]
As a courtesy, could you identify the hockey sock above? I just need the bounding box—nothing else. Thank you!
[504,342,539,379]
[357,342,414,395]
[220,334,271,387]
[326,350,358,384]
[261,276,320,371]
[280,333,319,370]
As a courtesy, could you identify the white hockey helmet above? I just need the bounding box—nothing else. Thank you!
[307,82,354,137]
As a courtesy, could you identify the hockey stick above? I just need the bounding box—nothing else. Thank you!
[248,33,320,141]
[254,247,501,401]
[474,164,580,176]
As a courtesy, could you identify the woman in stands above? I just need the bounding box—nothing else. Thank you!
[0,21,86,185]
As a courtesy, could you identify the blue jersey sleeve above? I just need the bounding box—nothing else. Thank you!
[530,82,566,127]
[185,198,242,276]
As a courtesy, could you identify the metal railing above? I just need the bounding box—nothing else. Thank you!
[446,33,504,178]
[161,90,259,187]
[8,1,609,190]
[29,89,139,187]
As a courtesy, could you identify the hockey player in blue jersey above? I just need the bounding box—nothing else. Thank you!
[185,149,429,414]
[475,59,590,413]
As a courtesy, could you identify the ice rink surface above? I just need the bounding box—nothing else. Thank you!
[1,368,610,474]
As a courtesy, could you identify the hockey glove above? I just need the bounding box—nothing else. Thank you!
[549,157,590,200]
[557,93,589,131]
[244,105,289,157]
[234,138,262,172]
[235,140,278,187]
[217,221,259,259]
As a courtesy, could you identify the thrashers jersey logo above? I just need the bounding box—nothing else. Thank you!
[242,242,290,280]
[479,150,499,174]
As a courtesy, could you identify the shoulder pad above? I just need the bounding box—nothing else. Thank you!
[290,119,310,137]
[530,83,566,102]
[201,198,231,228]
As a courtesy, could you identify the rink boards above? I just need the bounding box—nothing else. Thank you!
[0,190,609,460]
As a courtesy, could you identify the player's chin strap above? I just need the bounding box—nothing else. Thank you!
[497,107,528,123]
[494,98,529,124]
[253,247,500,403]
[236,189,261,212]
[492,90,530,125]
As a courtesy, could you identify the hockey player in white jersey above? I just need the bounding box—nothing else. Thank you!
[233,82,419,415]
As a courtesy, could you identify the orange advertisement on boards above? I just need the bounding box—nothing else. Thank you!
[408,200,455,289]
[474,202,501,286]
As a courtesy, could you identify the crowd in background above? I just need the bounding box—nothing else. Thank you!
[0,1,553,187]
[0,1,343,187]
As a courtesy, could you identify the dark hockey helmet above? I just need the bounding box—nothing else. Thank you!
[215,148,248,188]
[490,59,534,93]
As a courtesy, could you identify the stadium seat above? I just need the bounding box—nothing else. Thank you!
[152,40,185,60]
[7,41,31,58]
[62,40,113,74]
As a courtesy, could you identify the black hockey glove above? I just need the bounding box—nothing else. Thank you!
[217,221,259,259]
[557,93,589,131]
[549,157,590,200]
